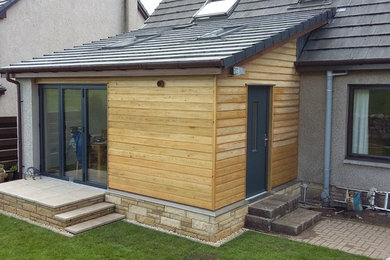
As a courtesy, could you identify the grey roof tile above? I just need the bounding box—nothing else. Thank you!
[1,9,333,73]
[297,0,390,64]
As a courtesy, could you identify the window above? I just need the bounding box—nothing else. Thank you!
[101,34,159,49]
[197,25,244,40]
[194,0,239,18]
[348,85,390,162]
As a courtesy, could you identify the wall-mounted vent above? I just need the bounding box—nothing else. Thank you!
[197,25,244,40]
[194,0,239,19]
[101,34,159,49]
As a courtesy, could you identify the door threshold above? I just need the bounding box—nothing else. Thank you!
[246,191,267,203]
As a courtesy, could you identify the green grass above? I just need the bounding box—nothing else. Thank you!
[0,214,369,260]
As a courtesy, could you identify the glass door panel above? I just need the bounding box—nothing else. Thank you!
[87,90,107,186]
[42,89,60,176]
[64,89,83,182]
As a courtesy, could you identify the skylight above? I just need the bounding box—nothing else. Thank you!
[197,25,244,40]
[194,0,239,18]
[101,34,159,49]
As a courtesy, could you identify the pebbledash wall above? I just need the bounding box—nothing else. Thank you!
[0,0,144,117]
[298,70,390,200]
[105,191,248,242]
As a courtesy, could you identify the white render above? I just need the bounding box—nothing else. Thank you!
[0,0,145,116]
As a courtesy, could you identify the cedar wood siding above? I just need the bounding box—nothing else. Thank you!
[107,76,215,210]
[47,40,299,211]
[215,40,299,208]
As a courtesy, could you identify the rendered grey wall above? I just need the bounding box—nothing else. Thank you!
[299,70,390,191]
[0,0,144,116]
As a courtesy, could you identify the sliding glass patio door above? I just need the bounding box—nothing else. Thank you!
[40,85,107,188]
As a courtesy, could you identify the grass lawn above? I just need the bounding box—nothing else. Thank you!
[0,214,369,260]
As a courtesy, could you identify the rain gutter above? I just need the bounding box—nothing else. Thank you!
[0,60,225,74]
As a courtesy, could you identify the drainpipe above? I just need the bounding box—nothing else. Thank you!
[321,71,348,206]
[6,72,23,179]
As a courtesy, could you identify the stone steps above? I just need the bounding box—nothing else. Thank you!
[65,213,125,235]
[245,194,321,235]
[248,194,299,219]
[272,208,322,235]
[55,202,115,227]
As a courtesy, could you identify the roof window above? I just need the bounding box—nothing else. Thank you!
[194,0,239,19]
[298,0,331,6]
[197,25,244,40]
[289,0,331,9]
[101,34,159,49]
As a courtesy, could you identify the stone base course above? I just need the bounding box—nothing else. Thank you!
[0,193,104,229]
[106,193,248,242]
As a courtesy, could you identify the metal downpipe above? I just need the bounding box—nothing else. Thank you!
[6,73,23,179]
[321,71,348,206]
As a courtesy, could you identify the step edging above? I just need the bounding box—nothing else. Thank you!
[54,202,115,222]
[65,213,125,235]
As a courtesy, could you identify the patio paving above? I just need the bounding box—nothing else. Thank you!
[0,177,105,208]
[287,218,390,259]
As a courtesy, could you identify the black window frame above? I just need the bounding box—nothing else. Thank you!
[39,84,108,188]
[347,84,390,164]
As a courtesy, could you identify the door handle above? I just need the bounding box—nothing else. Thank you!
[264,134,268,147]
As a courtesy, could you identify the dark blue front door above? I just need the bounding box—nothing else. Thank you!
[246,86,269,198]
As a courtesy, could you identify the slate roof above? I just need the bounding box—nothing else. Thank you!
[297,0,390,66]
[0,0,18,19]
[144,0,333,28]
[146,0,390,67]
[1,8,334,73]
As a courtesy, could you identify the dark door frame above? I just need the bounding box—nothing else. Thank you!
[39,84,107,188]
[246,84,272,201]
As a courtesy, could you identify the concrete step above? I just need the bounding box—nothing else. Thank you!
[65,213,125,235]
[245,214,272,232]
[271,208,322,236]
[248,194,299,219]
[54,202,115,226]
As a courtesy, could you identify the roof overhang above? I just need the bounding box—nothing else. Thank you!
[295,58,390,72]
[0,60,224,77]
[1,8,336,78]
[3,67,224,79]
[0,0,19,19]
[137,0,149,20]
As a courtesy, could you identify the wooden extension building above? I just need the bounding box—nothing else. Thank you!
[1,0,335,241]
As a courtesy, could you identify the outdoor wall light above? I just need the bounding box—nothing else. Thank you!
[157,80,165,88]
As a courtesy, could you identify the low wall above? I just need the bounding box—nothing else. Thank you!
[106,192,248,242]
[0,193,104,229]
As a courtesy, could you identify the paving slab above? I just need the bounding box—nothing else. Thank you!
[0,177,105,208]
[288,218,390,260]
[65,213,125,234]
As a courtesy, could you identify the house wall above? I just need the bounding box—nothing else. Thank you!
[0,0,144,116]
[107,77,216,210]
[299,70,390,193]
[21,40,300,211]
[215,40,300,208]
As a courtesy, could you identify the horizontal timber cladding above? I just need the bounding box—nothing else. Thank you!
[215,40,299,208]
[107,76,215,210]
